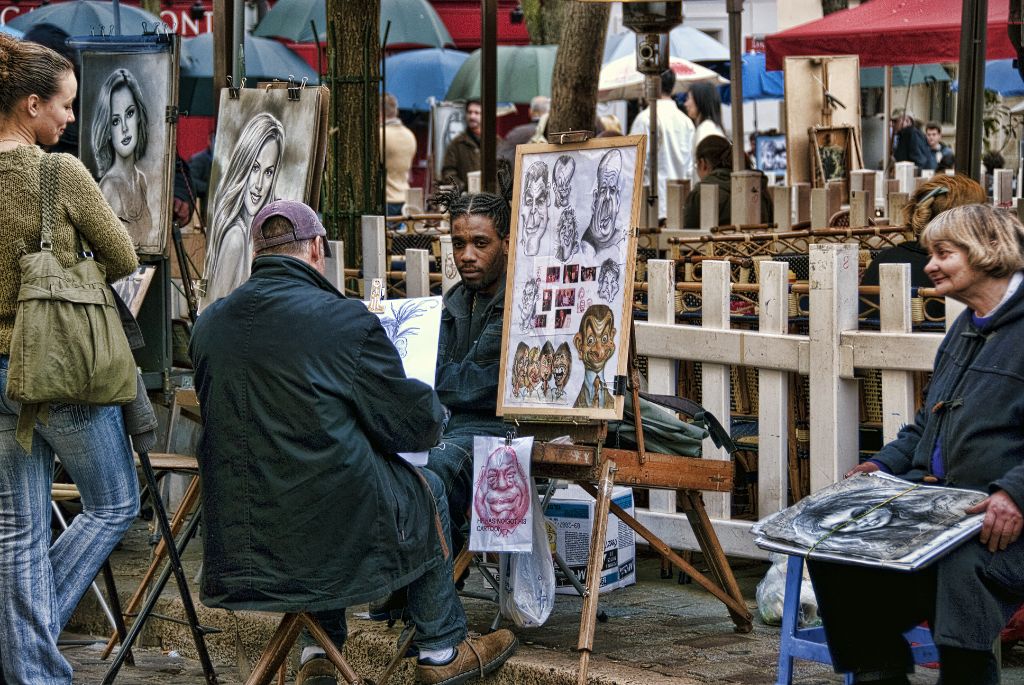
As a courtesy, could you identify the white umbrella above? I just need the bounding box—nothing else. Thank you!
[597,54,727,102]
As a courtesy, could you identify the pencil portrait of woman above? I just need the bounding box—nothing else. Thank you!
[91,68,152,241]
[203,112,284,305]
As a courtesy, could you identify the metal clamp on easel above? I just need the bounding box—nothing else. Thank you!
[226,75,244,99]
[547,129,592,145]
[287,75,304,101]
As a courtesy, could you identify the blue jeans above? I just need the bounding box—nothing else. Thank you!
[0,356,139,684]
[310,469,467,652]
[427,435,474,552]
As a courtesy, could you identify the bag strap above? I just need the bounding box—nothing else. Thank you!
[38,154,92,257]
[636,390,738,455]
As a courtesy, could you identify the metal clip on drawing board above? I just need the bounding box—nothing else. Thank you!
[287,76,302,101]
[547,130,592,145]
[227,76,242,99]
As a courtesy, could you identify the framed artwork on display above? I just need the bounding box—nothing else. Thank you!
[77,34,179,256]
[496,135,646,422]
[809,125,861,188]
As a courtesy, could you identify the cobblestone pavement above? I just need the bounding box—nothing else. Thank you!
[61,519,1024,684]
[63,636,242,685]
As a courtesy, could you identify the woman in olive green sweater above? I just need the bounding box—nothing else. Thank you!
[0,33,139,682]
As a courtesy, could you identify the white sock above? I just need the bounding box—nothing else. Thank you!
[418,646,455,664]
[301,646,326,665]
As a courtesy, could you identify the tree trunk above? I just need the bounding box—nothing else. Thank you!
[523,0,569,45]
[547,2,609,135]
[325,0,382,266]
[821,0,849,15]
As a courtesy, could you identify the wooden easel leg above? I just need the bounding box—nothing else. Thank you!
[576,483,750,621]
[101,475,202,659]
[245,613,303,685]
[680,491,753,633]
[377,627,417,685]
[576,458,616,685]
[299,614,364,684]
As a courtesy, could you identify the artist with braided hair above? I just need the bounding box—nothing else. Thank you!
[427,166,513,556]
[860,174,986,319]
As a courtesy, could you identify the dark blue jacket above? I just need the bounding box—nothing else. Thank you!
[872,279,1024,507]
[190,256,446,612]
[893,125,936,170]
[435,280,506,438]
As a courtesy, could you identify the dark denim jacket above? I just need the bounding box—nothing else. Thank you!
[435,280,506,437]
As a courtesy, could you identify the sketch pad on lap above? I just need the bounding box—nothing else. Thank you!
[362,296,443,466]
[751,472,985,571]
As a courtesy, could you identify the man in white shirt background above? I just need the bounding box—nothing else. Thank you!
[628,69,694,223]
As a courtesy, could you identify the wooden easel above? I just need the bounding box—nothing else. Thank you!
[499,131,751,683]
[524,335,752,685]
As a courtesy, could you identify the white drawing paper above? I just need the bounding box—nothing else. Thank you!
[364,296,443,466]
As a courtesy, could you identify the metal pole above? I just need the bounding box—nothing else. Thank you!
[954,0,988,182]
[112,0,122,35]
[647,72,658,224]
[232,0,245,85]
[481,0,497,193]
[727,0,745,171]
[213,0,234,118]
[883,66,892,176]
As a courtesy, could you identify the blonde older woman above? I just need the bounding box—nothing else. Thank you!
[813,204,1024,685]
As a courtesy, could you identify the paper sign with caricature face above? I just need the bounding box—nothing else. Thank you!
[470,435,534,552]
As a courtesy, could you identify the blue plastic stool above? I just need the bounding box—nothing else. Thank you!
[775,555,939,684]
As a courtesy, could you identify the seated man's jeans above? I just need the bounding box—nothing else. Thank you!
[307,468,467,652]
[0,356,140,684]
[426,435,474,552]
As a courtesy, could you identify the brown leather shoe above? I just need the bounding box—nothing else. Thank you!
[416,630,518,685]
[295,656,338,685]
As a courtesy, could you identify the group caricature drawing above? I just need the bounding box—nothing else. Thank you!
[497,136,644,421]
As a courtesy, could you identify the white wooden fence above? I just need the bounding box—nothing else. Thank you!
[353,219,959,560]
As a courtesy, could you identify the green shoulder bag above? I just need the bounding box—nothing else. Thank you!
[6,154,137,450]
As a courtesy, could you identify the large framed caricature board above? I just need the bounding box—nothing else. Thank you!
[497,136,646,421]
[77,34,179,256]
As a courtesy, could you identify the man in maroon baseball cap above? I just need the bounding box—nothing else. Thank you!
[251,199,333,259]
[190,198,517,685]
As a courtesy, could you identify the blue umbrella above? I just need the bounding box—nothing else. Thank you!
[383,48,468,112]
[714,52,784,102]
[604,26,729,64]
[980,59,1024,96]
[0,24,23,38]
[7,0,162,36]
[180,32,318,116]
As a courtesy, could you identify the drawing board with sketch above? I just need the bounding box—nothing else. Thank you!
[201,86,327,308]
[78,40,178,256]
[496,136,645,421]
[751,472,986,571]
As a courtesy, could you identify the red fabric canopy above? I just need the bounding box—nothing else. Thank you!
[765,0,1016,70]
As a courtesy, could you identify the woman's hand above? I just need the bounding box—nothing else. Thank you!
[844,462,880,479]
[966,490,1024,553]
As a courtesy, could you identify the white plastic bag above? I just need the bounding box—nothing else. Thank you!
[499,483,556,627]
[755,553,821,627]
